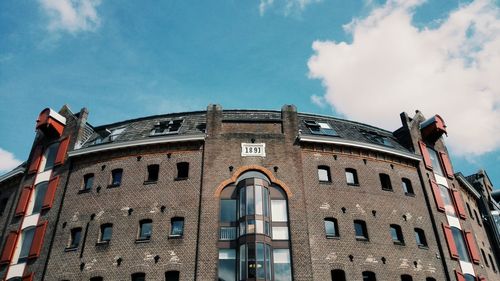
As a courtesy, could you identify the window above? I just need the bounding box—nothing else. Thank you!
[83,173,94,191]
[304,120,338,136]
[170,217,184,237]
[402,178,414,195]
[68,228,82,249]
[324,218,339,238]
[481,249,489,267]
[466,203,473,219]
[272,227,289,240]
[138,219,152,241]
[165,271,180,281]
[90,277,103,281]
[414,228,428,248]
[271,200,288,222]
[354,220,368,240]
[43,142,59,171]
[18,227,35,260]
[439,185,457,217]
[176,162,189,179]
[146,164,159,182]
[427,147,444,176]
[131,272,145,281]
[273,248,292,281]
[318,166,331,182]
[345,168,359,185]
[426,278,436,281]
[362,271,376,281]
[32,181,49,214]
[331,269,346,281]
[390,224,404,245]
[474,209,482,226]
[150,119,183,136]
[220,199,237,223]
[401,275,412,281]
[108,127,125,141]
[110,169,123,187]
[451,227,470,262]
[218,249,236,281]
[464,274,475,281]
[359,129,393,147]
[99,223,113,243]
[379,173,392,191]
[489,254,496,271]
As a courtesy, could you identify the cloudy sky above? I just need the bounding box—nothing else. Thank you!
[0,0,499,186]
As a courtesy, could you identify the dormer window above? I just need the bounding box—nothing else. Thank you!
[359,129,393,147]
[91,127,126,144]
[150,119,183,136]
[304,120,338,136]
[108,128,125,141]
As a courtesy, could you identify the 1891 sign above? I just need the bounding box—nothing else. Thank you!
[241,143,266,157]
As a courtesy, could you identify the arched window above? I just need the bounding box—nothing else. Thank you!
[324,218,339,238]
[18,226,36,261]
[32,181,49,214]
[414,228,428,247]
[354,220,368,241]
[426,278,436,281]
[390,224,404,245]
[379,173,392,191]
[331,269,346,281]
[165,271,180,281]
[131,272,145,281]
[464,274,475,281]
[401,178,414,195]
[42,142,59,171]
[401,274,412,281]
[90,277,103,281]
[345,168,359,186]
[362,271,376,281]
[218,170,292,281]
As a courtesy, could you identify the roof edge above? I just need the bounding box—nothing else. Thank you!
[455,172,482,199]
[0,165,25,184]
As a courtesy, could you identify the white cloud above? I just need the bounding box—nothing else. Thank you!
[311,94,327,108]
[308,0,500,156]
[259,0,322,16]
[39,0,102,33]
[0,148,22,174]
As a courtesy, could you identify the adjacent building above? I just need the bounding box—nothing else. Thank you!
[0,104,498,281]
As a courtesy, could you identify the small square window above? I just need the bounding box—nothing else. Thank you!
[170,217,184,237]
[131,273,145,281]
[146,164,159,182]
[137,220,152,241]
[318,166,331,183]
[345,168,359,186]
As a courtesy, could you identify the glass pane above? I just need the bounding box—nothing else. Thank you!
[346,171,355,184]
[256,220,264,234]
[439,185,456,217]
[84,175,94,190]
[171,219,184,236]
[71,229,81,247]
[112,170,122,185]
[265,222,271,236]
[247,186,255,215]
[218,249,236,281]
[240,189,246,218]
[273,249,292,281]
[272,227,289,240]
[266,244,272,280]
[263,189,269,217]
[427,148,444,176]
[239,244,246,280]
[355,222,365,238]
[325,220,336,237]
[19,227,35,259]
[33,182,49,214]
[141,222,152,239]
[44,143,59,171]
[102,226,112,241]
[318,168,329,182]
[255,185,263,215]
[248,243,256,278]
[271,200,287,222]
[257,243,265,279]
[247,219,256,234]
[452,227,470,262]
[220,200,237,223]
[240,221,246,236]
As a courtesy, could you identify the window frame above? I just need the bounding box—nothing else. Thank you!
[324,218,339,239]
[109,168,123,188]
[390,224,405,245]
[354,220,369,241]
[401,178,414,196]
[170,217,184,238]
[98,223,113,244]
[176,162,189,180]
[66,227,82,251]
[345,168,359,186]
[414,228,428,248]
[137,219,152,242]
[379,173,392,191]
[318,165,332,183]
[145,164,160,184]
[81,173,94,192]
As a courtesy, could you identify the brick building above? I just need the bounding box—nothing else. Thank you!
[0,104,498,281]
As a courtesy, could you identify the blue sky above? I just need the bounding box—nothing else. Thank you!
[0,0,499,187]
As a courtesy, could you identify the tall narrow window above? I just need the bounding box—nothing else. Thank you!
[131,272,145,281]
[489,254,496,271]
[83,173,94,191]
[331,269,346,281]
[324,218,339,238]
[427,147,444,176]
[390,224,405,245]
[318,166,331,182]
[474,210,482,226]
[170,217,184,237]
[401,275,413,281]
[354,220,368,241]
[426,278,437,281]
[138,219,152,241]
[451,227,470,262]
[67,228,82,249]
[218,249,236,281]
[43,142,59,171]
[110,169,123,187]
[99,223,113,243]
[146,164,159,182]
[165,271,180,281]
[414,228,428,248]
[380,173,392,191]
[32,181,49,214]
[402,178,414,195]
[439,185,457,217]
[176,162,189,179]
[362,271,376,281]
[271,200,288,222]
[466,203,474,219]
[18,227,36,261]
[90,277,103,281]
[345,168,359,185]
[273,249,292,281]
[481,249,489,267]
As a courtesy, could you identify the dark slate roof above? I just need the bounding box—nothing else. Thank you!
[80,109,411,154]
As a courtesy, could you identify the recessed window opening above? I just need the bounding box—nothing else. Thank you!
[318,166,331,182]
[83,173,94,191]
[466,203,473,219]
[43,142,59,171]
[324,218,339,238]
[138,219,152,241]
[170,217,184,237]
[331,269,346,281]
[131,272,145,281]
[380,173,392,191]
[481,249,489,267]
[426,278,437,281]
[68,227,82,249]
[176,162,189,179]
[18,227,36,260]
[32,181,49,214]
[402,178,414,195]
[150,119,183,136]
[427,147,444,176]
[354,220,368,241]
[390,224,405,245]
[345,168,359,186]
[489,254,496,271]
[474,210,482,226]
[165,271,180,281]
[362,271,376,281]
[111,169,123,186]
[401,274,413,281]
[414,228,428,247]
[304,120,338,136]
[99,223,113,243]
[146,164,159,182]
[90,277,103,281]
[451,227,470,262]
